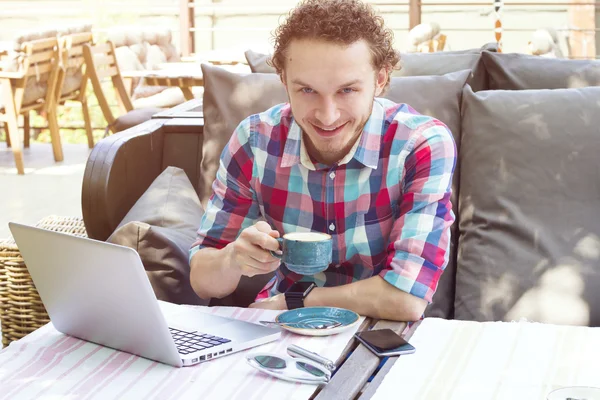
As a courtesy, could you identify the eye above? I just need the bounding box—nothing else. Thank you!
[340,88,356,94]
[301,87,314,94]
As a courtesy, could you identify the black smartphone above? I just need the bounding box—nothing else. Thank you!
[354,329,416,357]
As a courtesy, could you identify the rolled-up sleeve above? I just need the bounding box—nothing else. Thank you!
[189,119,261,261]
[379,123,456,302]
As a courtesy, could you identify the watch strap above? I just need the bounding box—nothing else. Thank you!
[285,292,305,310]
[285,284,315,310]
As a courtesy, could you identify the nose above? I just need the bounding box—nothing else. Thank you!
[314,97,340,127]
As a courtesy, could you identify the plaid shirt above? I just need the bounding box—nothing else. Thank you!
[190,98,456,302]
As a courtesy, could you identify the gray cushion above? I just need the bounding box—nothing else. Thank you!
[200,64,287,206]
[395,52,486,91]
[107,166,208,306]
[394,53,480,77]
[201,64,470,317]
[387,71,468,142]
[482,51,600,90]
[244,49,274,73]
[456,85,600,326]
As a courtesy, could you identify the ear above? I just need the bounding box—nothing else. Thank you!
[374,67,388,97]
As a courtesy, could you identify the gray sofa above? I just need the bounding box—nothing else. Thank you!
[82,50,600,326]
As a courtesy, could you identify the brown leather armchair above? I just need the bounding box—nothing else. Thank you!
[81,118,201,241]
[81,117,272,307]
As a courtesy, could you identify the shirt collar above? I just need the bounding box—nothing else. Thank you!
[280,99,385,170]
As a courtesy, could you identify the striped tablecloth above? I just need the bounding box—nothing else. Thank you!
[372,318,600,400]
[0,302,364,400]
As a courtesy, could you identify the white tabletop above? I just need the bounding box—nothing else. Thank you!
[0,302,364,400]
[372,318,600,400]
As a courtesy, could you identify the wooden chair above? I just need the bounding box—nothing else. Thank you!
[56,32,94,148]
[83,41,161,135]
[0,37,62,174]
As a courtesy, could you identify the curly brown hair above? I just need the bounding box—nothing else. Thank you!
[270,0,400,89]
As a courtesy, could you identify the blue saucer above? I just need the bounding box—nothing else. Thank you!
[275,307,360,336]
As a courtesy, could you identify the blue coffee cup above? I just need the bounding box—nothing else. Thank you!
[270,232,332,275]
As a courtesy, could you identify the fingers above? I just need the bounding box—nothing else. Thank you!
[241,223,280,253]
[254,220,273,233]
[233,240,279,268]
[254,221,279,245]
[268,230,281,239]
[232,222,282,277]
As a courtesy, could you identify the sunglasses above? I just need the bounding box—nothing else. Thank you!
[245,346,334,385]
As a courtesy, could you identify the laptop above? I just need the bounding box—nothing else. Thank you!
[8,222,281,368]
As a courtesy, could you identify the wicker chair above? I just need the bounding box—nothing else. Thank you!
[0,216,87,348]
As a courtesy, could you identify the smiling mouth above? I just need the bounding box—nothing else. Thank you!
[311,122,347,137]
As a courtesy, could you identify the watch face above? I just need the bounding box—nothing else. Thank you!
[288,281,316,296]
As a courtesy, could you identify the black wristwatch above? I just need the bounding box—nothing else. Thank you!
[285,281,316,310]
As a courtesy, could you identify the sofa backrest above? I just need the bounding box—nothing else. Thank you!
[244,46,497,74]
[481,51,600,90]
[245,48,600,92]
[244,48,489,91]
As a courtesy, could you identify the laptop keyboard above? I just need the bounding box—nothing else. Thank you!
[169,327,232,355]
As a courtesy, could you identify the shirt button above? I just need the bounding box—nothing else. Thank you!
[329,223,335,231]
[329,172,335,179]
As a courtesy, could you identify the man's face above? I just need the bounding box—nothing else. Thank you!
[282,39,388,165]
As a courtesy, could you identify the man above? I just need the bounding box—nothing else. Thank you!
[189,0,456,322]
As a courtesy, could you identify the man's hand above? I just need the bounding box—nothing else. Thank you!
[230,221,282,277]
[249,294,287,310]
[190,221,282,300]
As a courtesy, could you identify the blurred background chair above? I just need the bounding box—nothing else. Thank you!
[0,36,62,174]
[103,27,191,109]
[56,31,95,148]
[83,41,162,135]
